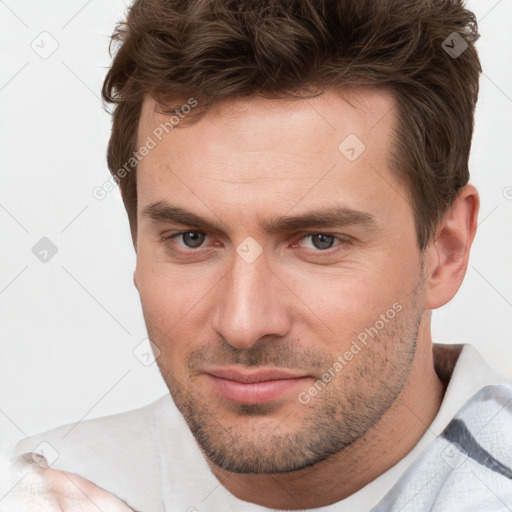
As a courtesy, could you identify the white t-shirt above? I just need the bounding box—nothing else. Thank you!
[9,343,512,511]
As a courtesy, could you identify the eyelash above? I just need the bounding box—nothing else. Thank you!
[161,231,351,254]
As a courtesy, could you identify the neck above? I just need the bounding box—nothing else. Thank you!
[206,334,447,509]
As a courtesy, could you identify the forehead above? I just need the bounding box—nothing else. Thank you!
[135,88,407,229]
[138,87,396,154]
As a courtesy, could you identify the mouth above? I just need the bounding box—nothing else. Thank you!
[204,367,312,404]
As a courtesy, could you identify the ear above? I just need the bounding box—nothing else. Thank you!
[424,184,479,310]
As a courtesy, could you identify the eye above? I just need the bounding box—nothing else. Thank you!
[297,234,346,251]
[309,234,335,250]
[162,231,350,255]
[168,231,207,249]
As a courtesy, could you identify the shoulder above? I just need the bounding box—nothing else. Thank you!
[376,383,512,512]
[10,394,172,511]
[433,384,512,512]
[12,394,171,458]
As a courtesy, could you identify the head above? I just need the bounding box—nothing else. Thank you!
[102,0,481,473]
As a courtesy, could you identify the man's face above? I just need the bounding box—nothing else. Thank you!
[134,89,427,474]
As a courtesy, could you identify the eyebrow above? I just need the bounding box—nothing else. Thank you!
[141,200,377,234]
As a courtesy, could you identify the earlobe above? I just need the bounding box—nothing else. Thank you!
[425,184,479,310]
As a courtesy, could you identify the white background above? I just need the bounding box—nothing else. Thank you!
[0,0,511,458]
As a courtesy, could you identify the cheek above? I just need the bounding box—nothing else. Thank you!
[135,252,220,354]
[286,266,401,314]
[136,245,208,311]
[134,232,422,363]
[279,252,419,343]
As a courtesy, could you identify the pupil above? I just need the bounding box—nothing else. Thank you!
[183,232,205,248]
[312,234,334,250]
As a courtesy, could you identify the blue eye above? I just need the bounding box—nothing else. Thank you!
[310,234,335,250]
[171,231,206,248]
[299,234,340,250]
[162,231,349,257]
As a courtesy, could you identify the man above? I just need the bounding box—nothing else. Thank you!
[4,0,512,510]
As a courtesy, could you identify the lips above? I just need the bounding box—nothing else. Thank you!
[205,367,311,404]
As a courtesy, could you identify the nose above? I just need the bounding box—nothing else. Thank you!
[211,249,292,350]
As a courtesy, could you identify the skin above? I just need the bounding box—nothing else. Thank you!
[132,88,479,509]
[4,454,136,511]
[9,87,478,510]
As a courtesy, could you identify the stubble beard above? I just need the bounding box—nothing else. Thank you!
[152,277,425,474]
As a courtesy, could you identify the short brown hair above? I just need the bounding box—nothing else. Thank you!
[102,0,481,249]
